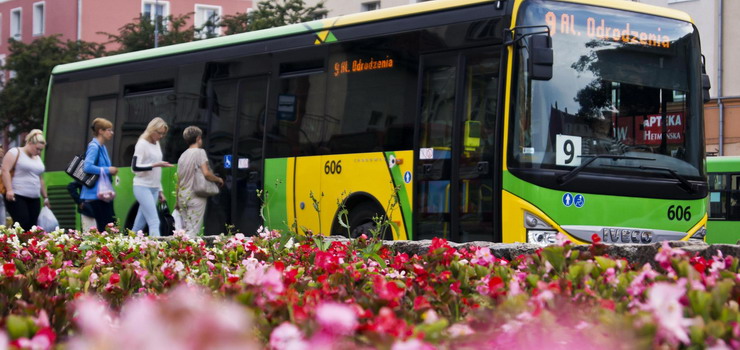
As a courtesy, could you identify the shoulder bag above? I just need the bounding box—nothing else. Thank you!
[0,148,21,195]
[66,145,101,188]
[193,163,219,197]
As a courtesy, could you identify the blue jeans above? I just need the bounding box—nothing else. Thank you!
[132,186,160,237]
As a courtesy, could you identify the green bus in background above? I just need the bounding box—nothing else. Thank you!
[42,0,711,244]
[707,156,740,244]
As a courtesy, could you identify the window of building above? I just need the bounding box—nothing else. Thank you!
[361,2,380,12]
[142,1,170,21]
[195,5,222,38]
[33,2,45,36]
[10,8,22,40]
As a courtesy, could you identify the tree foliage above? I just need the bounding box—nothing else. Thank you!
[0,36,106,135]
[99,13,200,53]
[221,0,328,35]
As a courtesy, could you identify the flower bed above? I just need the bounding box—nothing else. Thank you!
[0,225,738,349]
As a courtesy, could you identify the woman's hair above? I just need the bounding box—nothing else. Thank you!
[90,118,113,136]
[183,126,203,146]
[25,129,46,145]
[141,117,169,140]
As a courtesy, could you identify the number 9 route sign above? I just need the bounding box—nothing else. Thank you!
[556,134,582,167]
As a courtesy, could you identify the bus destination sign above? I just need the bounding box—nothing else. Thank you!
[544,11,671,48]
[333,56,394,77]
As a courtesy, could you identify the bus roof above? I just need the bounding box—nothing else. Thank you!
[52,0,693,75]
[707,156,740,173]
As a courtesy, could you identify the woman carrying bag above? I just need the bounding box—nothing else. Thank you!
[131,117,173,237]
[1,130,49,230]
[81,118,118,232]
[176,126,223,237]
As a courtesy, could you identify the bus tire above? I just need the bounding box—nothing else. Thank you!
[346,201,390,240]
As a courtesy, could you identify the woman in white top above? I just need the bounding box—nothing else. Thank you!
[177,126,224,237]
[131,117,173,236]
[1,129,49,230]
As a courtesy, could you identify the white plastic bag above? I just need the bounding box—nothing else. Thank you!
[97,169,116,202]
[37,207,59,232]
[172,209,184,231]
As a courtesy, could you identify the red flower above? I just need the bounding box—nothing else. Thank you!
[450,281,462,294]
[690,256,708,274]
[413,296,432,311]
[373,276,405,302]
[37,265,57,287]
[274,261,285,272]
[600,299,616,310]
[163,267,176,280]
[591,233,602,244]
[2,263,15,277]
[429,237,449,251]
[391,253,410,270]
[488,275,505,296]
[109,273,120,285]
[227,275,240,284]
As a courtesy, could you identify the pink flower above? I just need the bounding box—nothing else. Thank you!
[470,247,496,266]
[270,322,307,350]
[391,338,435,350]
[655,241,686,272]
[315,302,358,335]
[646,280,692,345]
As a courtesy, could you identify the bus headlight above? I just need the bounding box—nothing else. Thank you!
[524,212,558,245]
[689,226,706,241]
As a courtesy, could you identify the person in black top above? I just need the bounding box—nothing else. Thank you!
[67,181,97,231]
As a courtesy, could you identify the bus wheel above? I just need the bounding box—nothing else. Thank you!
[347,202,390,240]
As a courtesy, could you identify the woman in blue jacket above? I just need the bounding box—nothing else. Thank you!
[82,118,118,231]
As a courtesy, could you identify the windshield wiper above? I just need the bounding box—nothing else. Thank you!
[557,154,656,186]
[607,164,695,194]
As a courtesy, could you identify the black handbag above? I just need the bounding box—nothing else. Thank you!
[65,154,99,188]
[67,143,103,189]
[158,201,176,236]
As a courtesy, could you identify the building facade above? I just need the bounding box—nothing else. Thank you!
[305,0,431,17]
[0,0,253,73]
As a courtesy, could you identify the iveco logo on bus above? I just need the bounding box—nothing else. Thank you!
[601,228,653,243]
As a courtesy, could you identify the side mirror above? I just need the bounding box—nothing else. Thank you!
[701,54,711,103]
[528,34,553,81]
[702,74,711,103]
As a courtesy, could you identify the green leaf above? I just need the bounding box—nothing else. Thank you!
[6,315,30,339]
[594,256,616,270]
[541,246,566,273]
[370,253,387,269]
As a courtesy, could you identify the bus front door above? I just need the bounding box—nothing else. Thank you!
[205,76,268,236]
[417,51,500,242]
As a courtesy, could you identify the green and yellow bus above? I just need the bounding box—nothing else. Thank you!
[44,0,710,244]
[707,156,740,244]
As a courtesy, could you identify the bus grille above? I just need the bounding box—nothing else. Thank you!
[48,185,77,230]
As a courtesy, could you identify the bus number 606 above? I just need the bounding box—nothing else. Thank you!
[324,160,342,174]
[667,205,691,221]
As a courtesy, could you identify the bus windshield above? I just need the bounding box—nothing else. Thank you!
[510,0,704,180]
